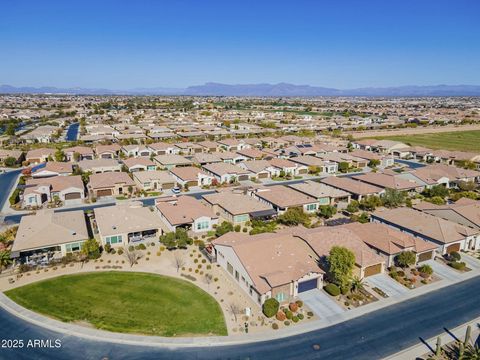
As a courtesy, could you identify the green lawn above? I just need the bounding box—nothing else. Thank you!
[368,130,480,152]
[5,272,227,337]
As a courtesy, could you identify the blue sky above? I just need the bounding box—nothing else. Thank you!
[1,0,479,89]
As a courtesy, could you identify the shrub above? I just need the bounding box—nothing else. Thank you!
[104,243,112,253]
[292,316,299,323]
[234,225,241,232]
[284,321,290,326]
[128,245,134,252]
[272,323,279,330]
[242,227,248,233]
[262,298,280,318]
[297,313,304,320]
[307,311,314,317]
[449,261,466,270]
[449,251,461,262]
[324,283,340,296]
[285,310,293,320]
[117,248,124,255]
[276,310,286,321]
[289,302,298,312]
[397,270,405,277]
[296,300,303,308]
[418,264,433,276]
[395,251,416,268]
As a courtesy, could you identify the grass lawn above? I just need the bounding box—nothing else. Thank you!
[368,130,480,152]
[5,272,227,337]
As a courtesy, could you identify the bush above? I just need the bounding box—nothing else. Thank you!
[449,261,466,270]
[395,251,416,268]
[276,310,286,321]
[449,251,461,261]
[215,221,234,237]
[285,310,293,320]
[117,248,124,255]
[307,311,314,317]
[296,300,303,308]
[297,313,304,320]
[262,298,279,318]
[272,323,279,330]
[284,321,290,326]
[234,225,241,232]
[292,316,299,323]
[242,227,248,233]
[418,264,433,276]
[289,302,298,312]
[396,270,405,277]
[104,243,112,253]
[324,283,340,296]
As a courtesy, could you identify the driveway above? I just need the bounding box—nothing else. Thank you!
[425,260,463,282]
[298,289,345,320]
[461,253,480,271]
[365,273,409,297]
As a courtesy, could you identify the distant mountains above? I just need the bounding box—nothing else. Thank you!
[1,83,480,97]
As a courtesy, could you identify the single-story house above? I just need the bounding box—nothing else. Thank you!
[31,162,73,178]
[371,207,480,254]
[147,142,179,156]
[64,146,95,162]
[288,180,351,206]
[155,196,218,233]
[202,191,276,224]
[122,157,157,172]
[94,144,121,159]
[133,170,176,192]
[25,148,55,164]
[23,175,85,207]
[153,154,193,170]
[77,159,122,173]
[121,145,153,158]
[352,172,423,192]
[290,155,338,174]
[253,185,319,214]
[169,166,214,187]
[88,171,135,198]
[94,202,164,247]
[321,176,385,201]
[268,158,308,176]
[11,210,89,264]
[202,162,251,183]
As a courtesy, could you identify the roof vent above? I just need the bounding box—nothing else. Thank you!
[112,225,117,230]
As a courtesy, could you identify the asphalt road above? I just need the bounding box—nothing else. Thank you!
[1,275,480,360]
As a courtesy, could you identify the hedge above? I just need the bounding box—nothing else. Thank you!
[449,261,466,270]
[324,283,340,296]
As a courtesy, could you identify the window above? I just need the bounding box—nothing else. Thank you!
[65,241,84,253]
[275,292,286,302]
[233,214,249,223]
[235,270,239,281]
[306,203,317,211]
[196,220,209,230]
[227,262,233,274]
[106,235,123,245]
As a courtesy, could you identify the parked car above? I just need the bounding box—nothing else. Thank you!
[171,187,181,194]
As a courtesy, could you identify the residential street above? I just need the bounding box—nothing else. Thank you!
[1,274,480,360]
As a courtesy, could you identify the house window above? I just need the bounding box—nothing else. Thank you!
[227,262,233,274]
[235,270,239,281]
[106,235,123,245]
[306,203,317,211]
[196,220,209,230]
[275,292,286,302]
[65,241,85,253]
[233,214,249,223]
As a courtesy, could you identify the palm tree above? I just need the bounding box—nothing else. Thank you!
[0,250,12,273]
[350,276,364,293]
[464,344,480,360]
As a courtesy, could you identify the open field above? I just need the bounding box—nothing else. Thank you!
[5,272,227,337]
[364,130,480,152]
[349,124,480,139]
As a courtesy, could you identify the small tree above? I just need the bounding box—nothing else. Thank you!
[54,149,65,162]
[327,246,355,290]
[346,200,359,213]
[318,205,337,219]
[123,246,142,267]
[278,207,310,227]
[338,162,350,173]
[204,273,213,289]
[173,253,186,273]
[0,250,12,273]
[3,157,17,167]
[360,195,382,211]
[228,302,242,322]
[381,189,406,208]
[215,221,234,237]
[81,239,100,260]
[262,298,279,318]
[395,251,416,268]
[368,159,381,168]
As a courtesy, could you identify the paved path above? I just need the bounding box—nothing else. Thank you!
[2,275,480,359]
[298,289,345,322]
[365,274,409,297]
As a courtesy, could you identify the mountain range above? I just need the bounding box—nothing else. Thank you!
[1,83,480,97]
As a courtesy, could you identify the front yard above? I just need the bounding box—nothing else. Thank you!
[5,271,227,337]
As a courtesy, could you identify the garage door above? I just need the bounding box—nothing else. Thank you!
[298,278,318,293]
[238,175,249,181]
[446,243,461,254]
[258,173,269,179]
[162,182,174,189]
[97,189,113,197]
[364,264,382,277]
[64,192,81,200]
[417,251,433,262]
[298,168,308,174]
[187,180,197,187]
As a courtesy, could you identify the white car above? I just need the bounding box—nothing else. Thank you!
[171,187,181,194]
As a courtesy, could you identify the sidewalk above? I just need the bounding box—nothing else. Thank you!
[385,317,480,360]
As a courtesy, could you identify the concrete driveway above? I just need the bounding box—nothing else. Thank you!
[425,260,463,282]
[461,253,480,271]
[298,289,345,320]
[365,274,408,298]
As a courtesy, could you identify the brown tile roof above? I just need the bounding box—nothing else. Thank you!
[156,196,217,226]
[255,186,317,208]
[203,191,272,215]
[321,176,384,196]
[89,172,135,189]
